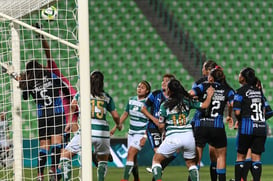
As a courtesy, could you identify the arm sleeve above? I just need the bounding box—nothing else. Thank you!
[22,90,29,100]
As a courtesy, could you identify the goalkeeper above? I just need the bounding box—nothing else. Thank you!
[18,60,72,181]
[36,22,79,135]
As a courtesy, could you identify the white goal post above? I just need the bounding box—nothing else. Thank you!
[0,0,91,180]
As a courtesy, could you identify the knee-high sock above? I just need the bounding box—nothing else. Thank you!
[123,161,134,180]
[210,162,217,181]
[59,157,72,181]
[38,149,48,175]
[216,168,226,181]
[152,163,162,181]
[189,165,199,181]
[51,144,62,170]
[235,161,244,181]
[251,161,262,181]
[242,158,252,181]
[132,164,139,181]
[97,161,108,181]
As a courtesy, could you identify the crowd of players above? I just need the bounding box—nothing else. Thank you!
[1,23,273,181]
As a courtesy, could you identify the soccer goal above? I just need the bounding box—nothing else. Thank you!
[0,0,91,180]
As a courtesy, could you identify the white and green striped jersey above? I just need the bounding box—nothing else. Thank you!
[74,92,116,139]
[159,99,201,137]
[125,96,148,135]
[0,120,8,141]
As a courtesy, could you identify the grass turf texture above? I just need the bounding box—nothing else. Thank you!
[92,165,273,181]
[1,165,272,180]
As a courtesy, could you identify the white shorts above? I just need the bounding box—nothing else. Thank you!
[0,140,9,148]
[65,132,81,154]
[65,132,110,155]
[127,134,144,151]
[157,131,196,159]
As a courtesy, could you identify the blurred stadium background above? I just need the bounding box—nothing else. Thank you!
[1,0,273,174]
[14,0,273,138]
[89,0,273,137]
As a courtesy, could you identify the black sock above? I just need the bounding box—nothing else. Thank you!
[51,145,62,170]
[210,162,217,181]
[242,159,252,180]
[38,149,47,175]
[251,161,262,181]
[132,165,139,181]
[161,155,176,170]
[235,161,244,181]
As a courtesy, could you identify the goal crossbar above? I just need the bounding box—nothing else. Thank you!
[0,12,79,50]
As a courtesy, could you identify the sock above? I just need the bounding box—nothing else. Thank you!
[235,161,244,181]
[189,165,199,181]
[216,168,226,181]
[51,144,62,170]
[97,161,108,181]
[38,149,48,175]
[210,162,217,181]
[132,164,139,181]
[251,161,262,181]
[60,157,72,181]
[242,158,252,181]
[161,155,176,170]
[152,163,162,181]
[123,161,134,180]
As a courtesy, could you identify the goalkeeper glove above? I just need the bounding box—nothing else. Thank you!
[1,63,18,80]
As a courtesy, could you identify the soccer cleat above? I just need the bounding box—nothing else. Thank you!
[37,173,44,181]
[146,167,152,173]
[49,169,58,181]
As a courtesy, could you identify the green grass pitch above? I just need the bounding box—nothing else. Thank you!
[2,165,271,180]
[91,165,273,181]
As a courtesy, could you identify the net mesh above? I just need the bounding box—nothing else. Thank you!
[0,1,80,180]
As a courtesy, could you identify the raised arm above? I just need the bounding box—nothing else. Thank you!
[200,86,214,109]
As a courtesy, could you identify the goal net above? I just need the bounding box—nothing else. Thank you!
[0,0,91,180]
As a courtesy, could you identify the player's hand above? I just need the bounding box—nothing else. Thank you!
[116,123,123,131]
[65,122,79,133]
[1,63,18,79]
[110,125,117,136]
[226,116,234,129]
[206,86,215,98]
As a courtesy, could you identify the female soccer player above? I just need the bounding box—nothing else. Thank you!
[59,70,121,181]
[191,60,219,181]
[190,67,234,181]
[111,80,151,181]
[19,60,71,181]
[141,74,176,180]
[233,67,267,181]
[152,79,214,181]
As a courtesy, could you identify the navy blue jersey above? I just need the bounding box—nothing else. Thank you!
[144,89,166,129]
[192,82,234,128]
[22,72,70,118]
[233,84,266,136]
[191,77,208,125]
[192,76,208,90]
